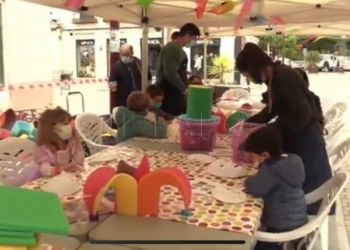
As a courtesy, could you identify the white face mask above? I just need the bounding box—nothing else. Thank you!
[57,125,73,140]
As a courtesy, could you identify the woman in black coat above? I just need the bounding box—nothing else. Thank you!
[236,43,333,216]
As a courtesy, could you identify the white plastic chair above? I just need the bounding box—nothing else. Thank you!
[0,138,36,186]
[324,119,344,139]
[0,138,35,163]
[328,138,350,172]
[323,107,337,126]
[222,88,250,100]
[254,172,349,250]
[324,102,347,127]
[75,113,116,155]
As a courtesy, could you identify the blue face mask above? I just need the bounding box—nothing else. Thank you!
[121,56,132,64]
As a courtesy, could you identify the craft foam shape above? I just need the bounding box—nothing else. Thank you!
[0,109,16,131]
[92,173,137,216]
[208,1,236,15]
[0,130,10,139]
[19,134,29,139]
[0,234,41,250]
[10,121,32,137]
[137,167,191,216]
[212,110,226,134]
[134,155,150,181]
[83,166,116,214]
[116,160,136,177]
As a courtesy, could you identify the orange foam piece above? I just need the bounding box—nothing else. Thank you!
[93,173,138,216]
[137,167,192,216]
[135,155,150,181]
[212,110,226,134]
[83,166,116,214]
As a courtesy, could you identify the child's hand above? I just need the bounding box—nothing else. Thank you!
[64,163,81,173]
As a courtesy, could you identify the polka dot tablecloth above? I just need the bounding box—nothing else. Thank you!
[134,123,231,148]
[24,146,263,236]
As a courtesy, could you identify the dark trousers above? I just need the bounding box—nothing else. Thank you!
[158,82,186,116]
[283,122,335,215]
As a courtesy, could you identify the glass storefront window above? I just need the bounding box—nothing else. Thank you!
[76,39,96,78]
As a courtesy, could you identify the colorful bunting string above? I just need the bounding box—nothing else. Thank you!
[208,1,236,15]
[234,0,254,33]
[137,0,153,8]
[64,0,84,9]
[195,0,208,19]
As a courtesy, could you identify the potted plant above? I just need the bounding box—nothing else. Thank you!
[207,56,233,85]
[304,50,322,73]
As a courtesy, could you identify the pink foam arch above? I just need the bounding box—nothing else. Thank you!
[137,167,192,216]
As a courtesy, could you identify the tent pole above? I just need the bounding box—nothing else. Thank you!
[141,9,149,90]
[203,27,208,82]
[109,20,120,114]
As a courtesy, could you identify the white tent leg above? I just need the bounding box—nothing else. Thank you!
[203,27,208,82]
[141,10,149,91]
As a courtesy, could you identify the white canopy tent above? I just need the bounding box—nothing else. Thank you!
[24,0,350,87]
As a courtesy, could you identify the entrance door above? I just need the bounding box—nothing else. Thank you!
[140,38,163,78]
[190,38,221,79]
[106,38,128,76]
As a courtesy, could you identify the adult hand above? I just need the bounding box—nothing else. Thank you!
[108,82,117,92]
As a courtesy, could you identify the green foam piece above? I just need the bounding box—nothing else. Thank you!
[0,230,34,238]
[0,186,69,235]
[0,235,36,246]
[225,110,250,131]
[187,85,214,119]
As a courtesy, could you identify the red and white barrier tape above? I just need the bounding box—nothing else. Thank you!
[0,78,108,91]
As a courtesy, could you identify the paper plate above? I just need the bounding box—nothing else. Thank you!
[211,186,246,204]
[207,159,247,178]
[210,149,232,157]
[88,154,116,164]
[187,154,215,163]
[42,172,81,196]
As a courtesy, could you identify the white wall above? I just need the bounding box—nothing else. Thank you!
[57,27,163,78]
[4,0,52,85]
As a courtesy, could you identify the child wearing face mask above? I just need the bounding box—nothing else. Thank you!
[145,85,174,122]
[34,108,85,176]
[114,91,168,143]
[243,127,307,250]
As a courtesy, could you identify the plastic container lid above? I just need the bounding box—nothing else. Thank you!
[225,111,250,131]
[178,114,220,123]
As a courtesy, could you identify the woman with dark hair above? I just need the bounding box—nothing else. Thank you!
[236,43,333,216]
[294,68,326,134]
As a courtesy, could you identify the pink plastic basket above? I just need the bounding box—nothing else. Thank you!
[231,122,262,164]
[179,119,220,151]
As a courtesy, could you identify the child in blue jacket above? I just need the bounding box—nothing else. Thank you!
[244,126,308,250]
[114,91,168,143]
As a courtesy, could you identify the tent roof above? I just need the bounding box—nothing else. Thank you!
[26,0,350,35]
[208,23,350,36]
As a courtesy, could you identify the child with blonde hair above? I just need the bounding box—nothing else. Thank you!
[34,107,84,176]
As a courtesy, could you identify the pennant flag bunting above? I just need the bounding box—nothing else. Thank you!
[195,0,208,19]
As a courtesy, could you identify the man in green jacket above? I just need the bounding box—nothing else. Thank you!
[156,23,200,116]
